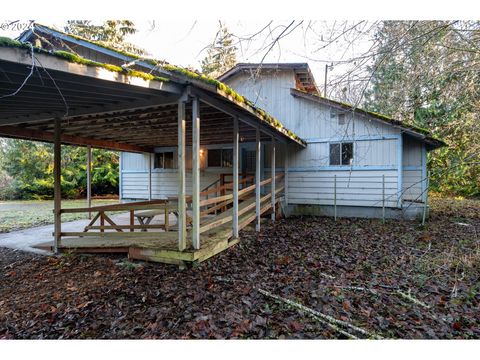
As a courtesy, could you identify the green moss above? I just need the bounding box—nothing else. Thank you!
[0,34,303,145]
[0,37,169,83]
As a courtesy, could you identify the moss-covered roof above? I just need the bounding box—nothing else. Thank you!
[0,36,170,83]
[2,30,306,146]
[291,88,445,147]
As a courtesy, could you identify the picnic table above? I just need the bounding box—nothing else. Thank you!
[134,201,192,232]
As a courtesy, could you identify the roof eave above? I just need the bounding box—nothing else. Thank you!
[290,88,446,149]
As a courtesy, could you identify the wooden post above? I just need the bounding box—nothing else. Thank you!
[148,152,152,201]
[232,117,239,238]
[422,170,430,226]
[271,137,276,221]
[255,127,261,232]
[129,209,134,232]
[192,97,201,249]
[53,118,62,253]
[334,174,337,221]
[177,100,187,251]
[86,145,92,219]
[382,174,385,224]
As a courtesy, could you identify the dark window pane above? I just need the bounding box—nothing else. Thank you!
[154,153,163,169]
[245,150,256,172]
[222,149,233,167]
[341,142,353,165]
[208,149,221,167]
[164,152,174,168]
[338,113,346,125]
[329,143,340,165]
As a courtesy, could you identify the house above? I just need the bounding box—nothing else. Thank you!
[17,24,444,220]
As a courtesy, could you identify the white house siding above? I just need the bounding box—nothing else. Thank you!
[120,142,275,200]
[402,136,425,202]
[225,71,402,209]
[227,70,296,123]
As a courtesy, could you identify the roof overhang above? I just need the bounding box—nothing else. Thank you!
[0,45,306,152]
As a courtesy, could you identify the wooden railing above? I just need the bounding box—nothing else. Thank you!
[198,173,285,234]
[55,173,285,245]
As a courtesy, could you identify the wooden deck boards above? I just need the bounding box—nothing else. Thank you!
[35,193,278,266]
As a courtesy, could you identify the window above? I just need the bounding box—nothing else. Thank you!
[207,149,233,168]
[329,142,353,166]
[331,109,347,125]
[154,151,174,169]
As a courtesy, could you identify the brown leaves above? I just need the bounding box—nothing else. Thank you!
[0,198,478,339]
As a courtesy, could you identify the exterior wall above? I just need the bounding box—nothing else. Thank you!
[402,136,426,202]
[226,70,296,125]
[120,142,274,200]
[228,69,403,209]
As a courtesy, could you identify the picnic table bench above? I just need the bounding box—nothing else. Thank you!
[134,203,192,232]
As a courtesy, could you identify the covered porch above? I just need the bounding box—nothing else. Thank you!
[0,45,303,266]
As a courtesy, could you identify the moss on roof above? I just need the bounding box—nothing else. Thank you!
[158,64,305,144]
[2,32,306,146]
[293,89,444,145]
[0,36,169,83]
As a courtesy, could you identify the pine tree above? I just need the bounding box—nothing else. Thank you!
[201,22,237,78]
[64,20,145,55]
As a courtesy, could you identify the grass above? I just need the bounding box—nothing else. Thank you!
[0,199,119,233]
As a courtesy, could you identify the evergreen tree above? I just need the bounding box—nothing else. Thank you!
[201,22,237,78]
[64,20,145,55]
[364,21,480,196]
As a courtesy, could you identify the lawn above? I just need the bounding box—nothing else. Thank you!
[0,197,478,339]
[0,199,119,233]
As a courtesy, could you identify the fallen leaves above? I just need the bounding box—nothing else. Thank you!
[0,197,478,339]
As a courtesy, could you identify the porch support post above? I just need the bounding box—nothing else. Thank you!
[148,152,152,201]
[87,145,92,219]
[271,137,276,221]
[255,126,261,232]
[53,118,62,253]
[192,97,201,249]
[177,100,187,251]
[232,116,239,238]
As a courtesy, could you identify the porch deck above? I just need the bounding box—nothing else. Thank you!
[36,175,283,266]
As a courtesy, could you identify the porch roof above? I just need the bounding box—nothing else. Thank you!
[0,38,306,152]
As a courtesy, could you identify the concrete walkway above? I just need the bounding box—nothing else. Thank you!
[0,212,179,255]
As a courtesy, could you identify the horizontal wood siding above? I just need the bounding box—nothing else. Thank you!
[122,171,218,200]
[288,170,399,207]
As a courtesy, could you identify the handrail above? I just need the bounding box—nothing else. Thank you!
[60,199,168,214]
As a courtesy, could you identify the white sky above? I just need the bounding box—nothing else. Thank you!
[0,20,374,92]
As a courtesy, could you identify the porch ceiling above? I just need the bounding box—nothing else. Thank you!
[0,46,306,153]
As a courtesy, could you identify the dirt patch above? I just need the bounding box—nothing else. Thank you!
[0,198,478,339]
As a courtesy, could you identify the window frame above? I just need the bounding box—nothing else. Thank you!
[207,148,233,168]
[153,151,175,170]
[329,141,354,166]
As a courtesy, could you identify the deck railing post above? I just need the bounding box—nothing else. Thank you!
[255,127,261,232]
[177,100,187,251]
[271,137,276,221]
[53,117,62,253]
[232,117,239,238]
[192,97,201,249]
[87,145,92,219]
